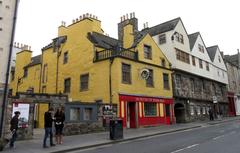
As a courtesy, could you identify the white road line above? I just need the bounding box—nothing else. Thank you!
[213,135,225,140]
[170,148,185,153]
[170,144,199,153]
[186,144,199,148]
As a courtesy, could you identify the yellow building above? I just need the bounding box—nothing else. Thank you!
[10,13,174,128]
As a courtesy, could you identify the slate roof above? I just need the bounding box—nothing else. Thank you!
[224,54,239,66]
[42,35,67,51]
[144,17,181,36]
[25,55,41,68]
[87,32,120,50]
[207,45,218,62]
[188,32,199,51]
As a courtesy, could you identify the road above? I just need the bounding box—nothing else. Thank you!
[69,120,240,153]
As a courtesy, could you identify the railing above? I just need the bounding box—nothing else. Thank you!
[95,49,138,61]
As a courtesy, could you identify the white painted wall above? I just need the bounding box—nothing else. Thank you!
[152,20,191,72]
[211,47,228,84]
[0,0,16,85]
[152,20,228,85]
[190,35,213,79]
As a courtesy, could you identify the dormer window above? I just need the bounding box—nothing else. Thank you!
[175,32,184,44]
[198,44,204,53]
[218,55,221,63]
[161,58,166,67]
[159,34,166,44]
[144,45,152,60]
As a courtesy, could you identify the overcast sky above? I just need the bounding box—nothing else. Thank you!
[14,0,239,56]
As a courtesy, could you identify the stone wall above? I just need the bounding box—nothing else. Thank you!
[63,122,104,136]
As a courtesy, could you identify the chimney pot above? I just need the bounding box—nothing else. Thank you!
[90,14,92,18]
[123,15,125,21]
[72,19,75,23]
[96,16,98,20]
[83,14,86,18]
[126,14,129,19]
[76,18,79,22]
[133,12,135,18]
[130,13,133,19]
[86,13,89,17]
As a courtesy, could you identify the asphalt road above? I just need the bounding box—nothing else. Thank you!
[70,121,240,153]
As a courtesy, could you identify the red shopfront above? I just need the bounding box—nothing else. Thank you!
[119,94,174,128]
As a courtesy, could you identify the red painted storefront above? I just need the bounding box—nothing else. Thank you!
[228,92,236,116]
[119,94,174,128]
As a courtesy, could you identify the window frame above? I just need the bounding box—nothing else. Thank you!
[146,69,154,87]
[163,73,170,90]
[80,73,89,91]
[192,56,196,66]
[144,45,152,60]
[199,59,203,69]
[159,34,166,44]
[63,51,68,64]
[64,78,71,93]
[122,63,131,84]
[144,103,157,116]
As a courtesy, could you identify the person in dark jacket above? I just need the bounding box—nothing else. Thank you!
[54,107,65,144]
[9,111,20,148]
[43,107,55,148]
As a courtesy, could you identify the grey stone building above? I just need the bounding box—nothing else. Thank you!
[224,51,240,115]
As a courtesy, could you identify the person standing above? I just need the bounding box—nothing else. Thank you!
[208,108,214,121]
[9,111,20,148]
[43,107,55,148]
[54,107,65,144]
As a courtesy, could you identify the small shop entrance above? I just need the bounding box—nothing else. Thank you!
[174,103,185,123]
[126,102,137,128]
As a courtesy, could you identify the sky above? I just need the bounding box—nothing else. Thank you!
[14,0,240,56]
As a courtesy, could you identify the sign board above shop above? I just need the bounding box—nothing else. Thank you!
[213,96,218,103]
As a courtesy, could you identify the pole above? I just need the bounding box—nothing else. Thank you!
[0,0,19,138]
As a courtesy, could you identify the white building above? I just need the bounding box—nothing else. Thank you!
[144,18,228,122]
[0,0,18,89]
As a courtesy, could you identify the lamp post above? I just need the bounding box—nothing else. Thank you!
[0,0,19,138]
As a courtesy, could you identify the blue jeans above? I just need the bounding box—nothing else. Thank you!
[10,131,17,148]
[43,127,54,147]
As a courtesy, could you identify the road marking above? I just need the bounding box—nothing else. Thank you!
[170,144,199,153]
[67,144,113,153]
[213,135,225,140]
[187,144,199,148]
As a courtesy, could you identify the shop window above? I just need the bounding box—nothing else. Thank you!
[84,108,92,121]
[144,103,157,116]
[190,106,194,115]
[165,104,170,117]
[70,108,80,121]
[197,106,201,115]
[202,107,206,114]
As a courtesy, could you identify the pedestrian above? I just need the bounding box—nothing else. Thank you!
[208,108,214,121]
[43,107,55,148]
[54,107,65,144]
[9,111,20,149]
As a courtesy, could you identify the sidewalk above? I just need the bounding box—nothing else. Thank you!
[2,116,240,153]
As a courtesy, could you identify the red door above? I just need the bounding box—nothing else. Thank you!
[129,102,136,128]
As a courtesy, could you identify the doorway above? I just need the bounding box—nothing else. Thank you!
[174,103,185,123]
[126,102,137,128]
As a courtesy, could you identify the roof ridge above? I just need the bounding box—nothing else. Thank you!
[148,17,181,29]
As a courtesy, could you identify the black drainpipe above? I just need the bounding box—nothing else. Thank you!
[0,0,19,138]
[109,57,114,111]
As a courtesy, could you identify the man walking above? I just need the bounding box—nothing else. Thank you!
[9,111,20,148]
[43,107,55,148]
